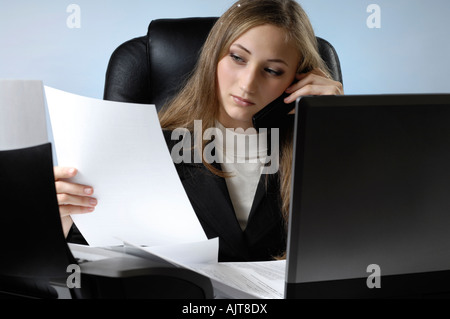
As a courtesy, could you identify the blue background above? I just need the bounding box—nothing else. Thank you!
[1,0,450,99]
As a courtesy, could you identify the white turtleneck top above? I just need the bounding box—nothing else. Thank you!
[214,122,268,230]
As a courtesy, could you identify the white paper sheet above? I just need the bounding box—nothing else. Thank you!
[125,239,285,299]
[129,240,284,299]
[45,86,207,247]
[190,260,286,299]
[125,238,219,266]
[0,80,48,150]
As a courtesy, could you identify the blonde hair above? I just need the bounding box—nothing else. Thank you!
[159,0,330,228]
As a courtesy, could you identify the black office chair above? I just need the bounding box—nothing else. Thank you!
[103,17,343,109]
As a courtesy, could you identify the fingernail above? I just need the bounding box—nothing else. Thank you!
[84,187,93,195]
[89,198,97,206]
[87,207,95,213]
[68,168,76,175]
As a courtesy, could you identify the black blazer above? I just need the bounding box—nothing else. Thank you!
[164,130,287,262]
[68,130,287,262]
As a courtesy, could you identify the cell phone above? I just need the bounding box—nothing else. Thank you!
[252,92,296,131]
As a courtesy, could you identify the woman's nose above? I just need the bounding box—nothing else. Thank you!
[239,67,258,95]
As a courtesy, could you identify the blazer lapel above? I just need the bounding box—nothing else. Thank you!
[246,173,283,238]
[178,162,249,259]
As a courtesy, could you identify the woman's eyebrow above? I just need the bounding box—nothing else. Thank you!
[231,43,289,66]
[267,58,289,66]
[232,43,251,54]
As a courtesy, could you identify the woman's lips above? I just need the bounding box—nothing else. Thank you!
[232,95,255,107]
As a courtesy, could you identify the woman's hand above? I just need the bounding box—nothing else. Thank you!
[284,68,344,105]
[54,167,97,237]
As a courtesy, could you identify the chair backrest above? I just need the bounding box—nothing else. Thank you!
[104,17,343,110]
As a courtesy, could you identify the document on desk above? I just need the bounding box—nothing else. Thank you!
[128,239,285,299]
[190,260,286,299]
[45,86,207,247]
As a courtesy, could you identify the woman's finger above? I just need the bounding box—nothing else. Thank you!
[292,73,338,92]
[55,180,94,197]
[288,83,343,101]
[285,71,343,103]
[54,166,78,180]
[57,193,97,208]
[59,204,95,218]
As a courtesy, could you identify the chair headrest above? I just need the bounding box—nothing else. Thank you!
[147,17,218,109]
[104,17,343,109]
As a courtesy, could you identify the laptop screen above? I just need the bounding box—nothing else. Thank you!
[285,94,450,298]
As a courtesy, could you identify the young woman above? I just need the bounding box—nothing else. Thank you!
[55,0,343,262]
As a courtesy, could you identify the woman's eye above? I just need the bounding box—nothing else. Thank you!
[265,68,283,76]
[230,53,245,63]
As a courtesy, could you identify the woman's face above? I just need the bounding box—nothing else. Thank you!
[217,24,299,129]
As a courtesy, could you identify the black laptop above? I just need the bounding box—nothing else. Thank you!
[285,94,450,298]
